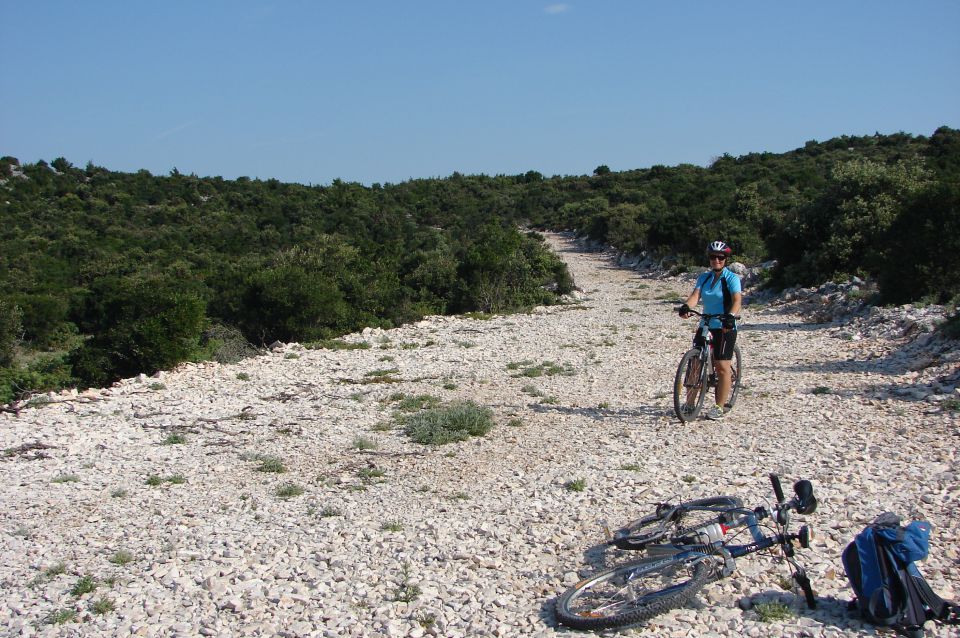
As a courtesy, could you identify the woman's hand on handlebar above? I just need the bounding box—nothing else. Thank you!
[678,303,691,318]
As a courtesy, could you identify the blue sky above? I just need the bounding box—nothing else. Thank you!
[2,1,958,185]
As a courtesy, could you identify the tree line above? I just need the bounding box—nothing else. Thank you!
[1,125,957,402]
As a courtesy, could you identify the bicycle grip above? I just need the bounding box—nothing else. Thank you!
[794,571,817,609]
[769,474,785,503]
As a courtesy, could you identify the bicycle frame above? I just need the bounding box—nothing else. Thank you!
[623,475,816,605]
[674,308,742,421]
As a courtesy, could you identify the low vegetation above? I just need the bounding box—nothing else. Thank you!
[402,400,495,445]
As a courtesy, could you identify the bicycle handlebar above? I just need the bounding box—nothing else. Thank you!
[677,308,740,320]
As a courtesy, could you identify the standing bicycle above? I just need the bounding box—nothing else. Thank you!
[673,309,742,422]
[677,240,742,421]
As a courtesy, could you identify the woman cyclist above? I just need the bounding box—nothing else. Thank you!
[678,241,742,420]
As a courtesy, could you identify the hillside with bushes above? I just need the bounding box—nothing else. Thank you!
[1,125,957,401]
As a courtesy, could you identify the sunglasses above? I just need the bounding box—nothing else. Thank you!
[709,254,727,261]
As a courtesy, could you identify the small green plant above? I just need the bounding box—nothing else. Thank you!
[166,475,186,484]
[110,488,128,498]
[91,597,115,614]
[942,398,960,411]
[682,474,697,483]
[358,467,385,481]
[46,562,68,577]
[318,506,342,518]
[754,600,794,622]
[371,421,394,432]
[395,394,441,412]
[521,384,544,397]
[393,562,421,602]
[507,418,523,427]
[620,463,641,471]
[565,478,586,492]
[597,401,610,409]
[149,382,166,391]
[255,456,287,473]
[284,353,300,359]
[161,433,186,445]
[43,608,77,625]
[51,473,79,483]
[812,386,832,395]
[236,372,251,381]
[539,395,558,405]
[381,521,404,532]
[512,360,574,378]
[451,491,470,500]
[353,436,378,451]
[276,483,304,499]
[416,612,437,629]
[403,400,494,445]
[145,475,163,486]
[442,381,457,390]
[70,575,98,597]
[109,550,134,566]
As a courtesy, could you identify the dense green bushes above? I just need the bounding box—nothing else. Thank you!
[0,161,574,399]
[1,126,958,401]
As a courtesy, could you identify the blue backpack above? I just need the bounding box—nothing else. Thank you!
[842,513,959,637]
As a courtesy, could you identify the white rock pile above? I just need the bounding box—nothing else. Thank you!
[1,233,957,637]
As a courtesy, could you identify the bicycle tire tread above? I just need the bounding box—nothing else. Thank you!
[555,558,715,630]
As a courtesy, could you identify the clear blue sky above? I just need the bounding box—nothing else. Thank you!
[2,1,958,185]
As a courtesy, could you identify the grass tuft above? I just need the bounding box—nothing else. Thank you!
[276,483,304,499]
[70,575,97,597]
[565,478,586,492]
[754,601,794,622]
[403,401,494,445]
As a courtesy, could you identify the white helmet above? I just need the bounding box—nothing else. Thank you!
[707,240,731,256]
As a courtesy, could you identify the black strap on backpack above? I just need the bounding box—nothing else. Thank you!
[910,573,960,625]
[720,274,732,315]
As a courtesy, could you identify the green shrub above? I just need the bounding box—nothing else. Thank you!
[404,400,494,445]
[0,354,74,404]
[200,323,259,364]
[70,276,207,386]
[0,300,23,367]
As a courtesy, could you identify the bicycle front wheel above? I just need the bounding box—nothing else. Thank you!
[723,345,743,410]
[555,555,715,630]
[673,349,709,422]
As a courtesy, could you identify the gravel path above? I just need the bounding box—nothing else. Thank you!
[2,232,958,637]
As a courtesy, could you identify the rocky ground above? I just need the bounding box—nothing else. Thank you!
[1,233,958,637]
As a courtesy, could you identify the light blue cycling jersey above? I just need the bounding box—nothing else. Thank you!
[694,268,742,329]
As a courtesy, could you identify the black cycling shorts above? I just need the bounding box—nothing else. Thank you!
[693,329,737,360]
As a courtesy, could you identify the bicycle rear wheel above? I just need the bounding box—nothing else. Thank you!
[613,496,744,550]
[723,345,742,410]
[673,348,709,422]
[555,555,715,630]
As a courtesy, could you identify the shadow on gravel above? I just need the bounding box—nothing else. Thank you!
[529,403,665,421]
[540,586,862,634]
[742,590,864,632]
[740,321,824,333]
